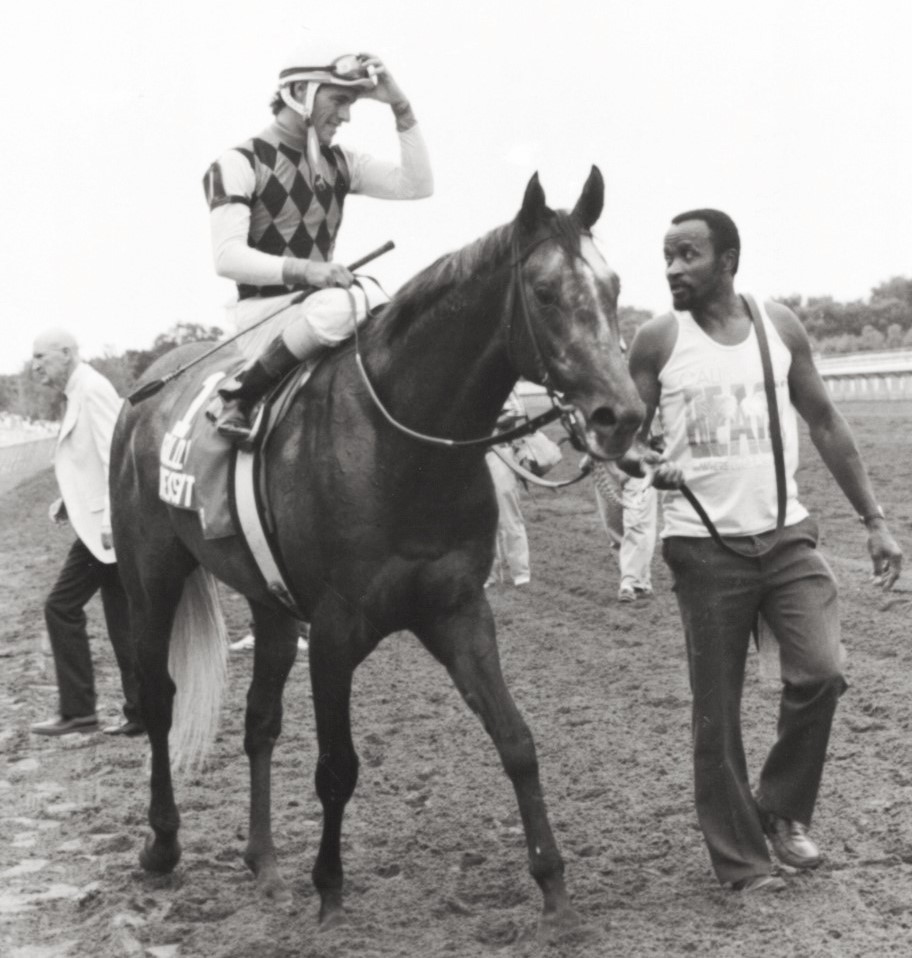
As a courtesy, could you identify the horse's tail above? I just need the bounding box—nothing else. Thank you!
[168,567,228,772]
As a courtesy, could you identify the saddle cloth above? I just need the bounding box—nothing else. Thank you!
[158,355,240,538]
[157,354,312,540]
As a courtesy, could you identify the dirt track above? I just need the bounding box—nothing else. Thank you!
[2,403,911,958]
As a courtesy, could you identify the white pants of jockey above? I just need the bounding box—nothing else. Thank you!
[485,449,531,585]
[595,474,657,591]
[225,278,388,362]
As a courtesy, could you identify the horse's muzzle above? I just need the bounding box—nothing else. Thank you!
[581,401,644,460]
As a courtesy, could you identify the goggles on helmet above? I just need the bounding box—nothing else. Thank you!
[279,54,375,86]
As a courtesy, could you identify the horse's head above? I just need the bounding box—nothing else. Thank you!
[507,166,644,460]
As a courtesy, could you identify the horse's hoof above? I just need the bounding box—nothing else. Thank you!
[318,897,348,931]
[537,906,589,941]
[258,872,292,906]
[139,833,181,874]
[318,909,348,932]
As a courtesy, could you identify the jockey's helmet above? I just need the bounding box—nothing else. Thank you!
[279,35,377,94]
[277,34,377,181]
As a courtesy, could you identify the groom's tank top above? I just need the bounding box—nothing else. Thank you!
[658,297,808,538]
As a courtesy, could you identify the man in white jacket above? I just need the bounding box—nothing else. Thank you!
[29,330,143,737]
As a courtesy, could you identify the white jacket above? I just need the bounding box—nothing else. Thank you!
[55,363,123,563]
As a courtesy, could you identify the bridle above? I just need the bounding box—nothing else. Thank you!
[348,227,600,462]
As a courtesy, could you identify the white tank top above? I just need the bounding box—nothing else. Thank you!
[658,298,808,538]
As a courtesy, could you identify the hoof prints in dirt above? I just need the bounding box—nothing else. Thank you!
[3,408,912,956]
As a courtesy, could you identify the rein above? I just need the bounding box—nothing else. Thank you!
[678,294,787,558]
[348,230,594,453]
[491,444,593,490]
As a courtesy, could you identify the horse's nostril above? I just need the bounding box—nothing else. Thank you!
[590,407,618,429]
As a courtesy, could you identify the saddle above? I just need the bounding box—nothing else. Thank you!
[158,356,313,617]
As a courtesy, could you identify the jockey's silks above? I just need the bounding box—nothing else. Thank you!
[203,120,350,300]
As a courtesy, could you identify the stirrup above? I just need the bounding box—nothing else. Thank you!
[217,403,266,450]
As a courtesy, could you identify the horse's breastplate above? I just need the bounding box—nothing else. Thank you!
[240,137,350,300]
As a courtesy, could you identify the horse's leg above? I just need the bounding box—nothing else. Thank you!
[415,597,577,926]
[130,572,187,874]
[242,600,300,902]
[308,600,362,927]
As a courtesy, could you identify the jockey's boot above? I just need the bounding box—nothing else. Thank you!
[216,336,300,443]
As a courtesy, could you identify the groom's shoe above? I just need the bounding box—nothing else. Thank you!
[762,812,822,869]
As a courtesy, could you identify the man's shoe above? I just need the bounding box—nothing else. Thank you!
[731,873,787,894]
[618,585,636,603]
[102,719,146,737]
[762,812,822,869]
[31,714,99,736]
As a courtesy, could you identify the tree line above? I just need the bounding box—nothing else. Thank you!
[0,322,222,423]
[618,275,912,354]
[3,275,911,422]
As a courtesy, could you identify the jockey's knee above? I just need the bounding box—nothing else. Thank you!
[280,277,388,360]
[281,318,324,360]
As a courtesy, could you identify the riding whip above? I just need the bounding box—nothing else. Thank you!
[127,240,396,405]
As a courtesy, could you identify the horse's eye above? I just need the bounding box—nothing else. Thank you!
[533,284,557,306]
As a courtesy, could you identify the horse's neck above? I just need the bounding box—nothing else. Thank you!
[370,267,517,440]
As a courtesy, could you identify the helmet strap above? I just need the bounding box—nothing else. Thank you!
[280,83,326,187]
[280,83,310,120]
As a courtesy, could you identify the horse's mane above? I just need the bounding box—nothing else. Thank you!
[375,208,583,342]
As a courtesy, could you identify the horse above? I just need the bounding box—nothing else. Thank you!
[109,165,645,929]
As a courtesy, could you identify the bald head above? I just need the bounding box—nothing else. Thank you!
[32,328,80,392]
[34,328,79,355]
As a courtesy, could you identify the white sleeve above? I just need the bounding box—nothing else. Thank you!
[344,124,433,200]
[206,149,287,287]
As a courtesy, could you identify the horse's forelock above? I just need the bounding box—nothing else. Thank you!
[549,210,585,257]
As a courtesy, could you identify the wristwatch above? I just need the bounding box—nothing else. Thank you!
[858,505,885,524]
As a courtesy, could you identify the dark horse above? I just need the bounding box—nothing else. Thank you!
[109,167,644,928]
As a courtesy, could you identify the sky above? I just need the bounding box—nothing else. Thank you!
[2,0,910,373]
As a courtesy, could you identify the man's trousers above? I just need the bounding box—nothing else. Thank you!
[44,537,140,723]
[662,516,846,885]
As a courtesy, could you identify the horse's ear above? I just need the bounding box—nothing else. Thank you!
[518,172,547,232]
[572,165,604,229]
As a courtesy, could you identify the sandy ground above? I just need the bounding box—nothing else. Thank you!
[2,402,911,958]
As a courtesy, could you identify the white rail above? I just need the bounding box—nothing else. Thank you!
[0,436,56,495]
[815,349,912,402]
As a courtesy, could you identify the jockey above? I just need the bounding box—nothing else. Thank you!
[203,33,433,441]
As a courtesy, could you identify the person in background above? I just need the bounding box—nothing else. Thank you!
[29,329,144,738]
[485,392,531,587]
[590,437,661,604]
[614,474,658,602]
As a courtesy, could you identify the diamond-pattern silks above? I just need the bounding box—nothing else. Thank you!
[203,126,350,300]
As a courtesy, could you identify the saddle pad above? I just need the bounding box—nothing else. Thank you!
[158,353,315,541]
[158,357,241,538]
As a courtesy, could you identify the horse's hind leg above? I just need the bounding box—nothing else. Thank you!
[128,569,189,874]
[242,600,300,902]
[415,598,576,926]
